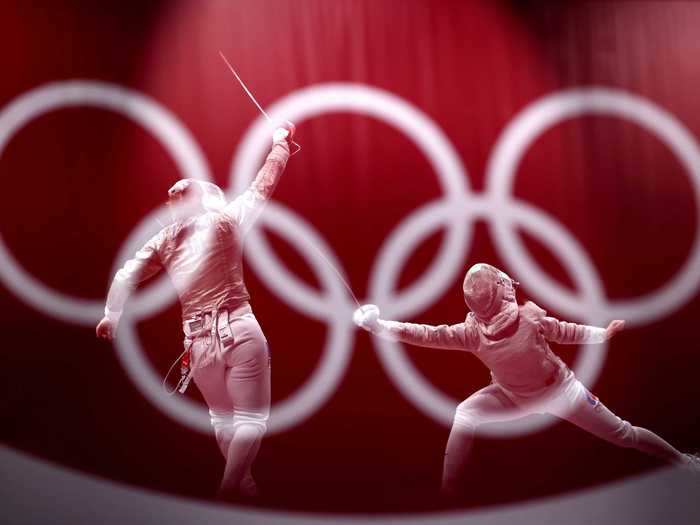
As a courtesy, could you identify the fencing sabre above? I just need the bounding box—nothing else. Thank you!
[219,51,301,156]
[218,51,362,311]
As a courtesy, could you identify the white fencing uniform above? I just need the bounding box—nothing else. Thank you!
[355,263,695,495]
[103,136,291,497]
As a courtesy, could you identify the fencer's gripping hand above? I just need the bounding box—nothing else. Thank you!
[353,304,381,333]
[605,319,625,340]
[96,316,117,341]
[272,121,295,146]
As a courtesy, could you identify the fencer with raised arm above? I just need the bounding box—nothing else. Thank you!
[354,263,699,496]
[97,122,295,499]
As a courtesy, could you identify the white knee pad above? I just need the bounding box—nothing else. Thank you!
[210,409,234,425]
[232,410,268,435]
[209,409,236,440]
[209,409,268,442]
[612,419,638,448]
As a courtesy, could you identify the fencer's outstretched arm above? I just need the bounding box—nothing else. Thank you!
[353,305,477,351]
[376,319,473,350]
[539,316,625,344]
[96,231,165,340]
[224,125,293,234]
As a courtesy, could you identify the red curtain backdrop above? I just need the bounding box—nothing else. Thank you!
[1,0,699,517]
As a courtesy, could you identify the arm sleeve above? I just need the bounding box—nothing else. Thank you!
[105,232,164,322]
[539,316,607,344]
[224,141,290,234]
[374,320,477,351]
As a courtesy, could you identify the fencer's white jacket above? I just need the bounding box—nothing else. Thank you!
[377,302,606,399]
[105,141,290,322]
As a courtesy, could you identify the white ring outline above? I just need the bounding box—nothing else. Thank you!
[486,88,700,326]
[369,88,700,436]
[230,83,471,323]
[2,83,698,440]
[227,83,610,438]
[228,84,472,435]
[113,151,358,436]
[371,88,700,436]
[111,204,358,435]
[0,81,209,325]
[370,196,608,437]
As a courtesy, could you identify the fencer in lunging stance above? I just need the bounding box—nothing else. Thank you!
[96,122,295,499]
[354,263,699,495]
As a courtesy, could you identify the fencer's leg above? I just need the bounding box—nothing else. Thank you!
[442,413,476,496]
[218,410,268,497]
[209,409,236,457]
[239,433,265,497]
[627,427,686,465]
[218,315,271,498]
[442,384,520,496]
[684,453,700,474]
[240,453,261,497]
[198,378,266,499]
[191,337,236,459]
[209,412,265,492]
[554,382,688,466]
[212,408,265,499]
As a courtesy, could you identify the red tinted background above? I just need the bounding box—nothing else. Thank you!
[1,0,699,515]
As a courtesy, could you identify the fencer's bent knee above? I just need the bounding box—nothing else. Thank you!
[210,409,267,429]
[210,409,235,429]
[209,410,234,428]
[232,410,268,435]
[210,409,267,442]
[610,419,638,448]
[209,409,236,441]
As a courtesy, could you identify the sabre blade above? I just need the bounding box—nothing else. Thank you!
[219,51,302,156]
[218,53,355,305]
[311,246,362,310]
[219,51,272,123]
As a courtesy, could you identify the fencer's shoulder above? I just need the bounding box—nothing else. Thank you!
[160,221,177,236]
[211,209,238,228]
[145,225,171,247]
[463,313,480,349]
[188,210,235,232]
[161,219,186,240]
[521,301,547,320]
[196,209,223,224]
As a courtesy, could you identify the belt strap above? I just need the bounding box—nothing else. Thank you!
[182,302,252,336]
[217,309,235,352]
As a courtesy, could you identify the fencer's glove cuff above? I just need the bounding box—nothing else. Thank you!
[589,326,608,343]
[353,304,382,333]
[105,307,122,324]
[272,128,290,145]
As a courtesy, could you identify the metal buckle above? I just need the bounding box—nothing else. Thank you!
[187,319,203,333]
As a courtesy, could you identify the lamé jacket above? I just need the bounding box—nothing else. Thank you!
[105,141,290,322]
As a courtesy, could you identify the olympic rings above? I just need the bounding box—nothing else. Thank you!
[371,197,608,436]
[486,88,700,326]
[230,83,471,324]
[0,81,210,325]
[113,203,356,434]
[1,82,699,439]
[228,84,471,435]
[370,87,700,437]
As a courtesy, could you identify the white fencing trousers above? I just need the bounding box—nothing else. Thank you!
[443,372,687,494]
[192,312,271,495]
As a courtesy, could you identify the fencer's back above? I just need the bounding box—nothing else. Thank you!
[160,211,250,319]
